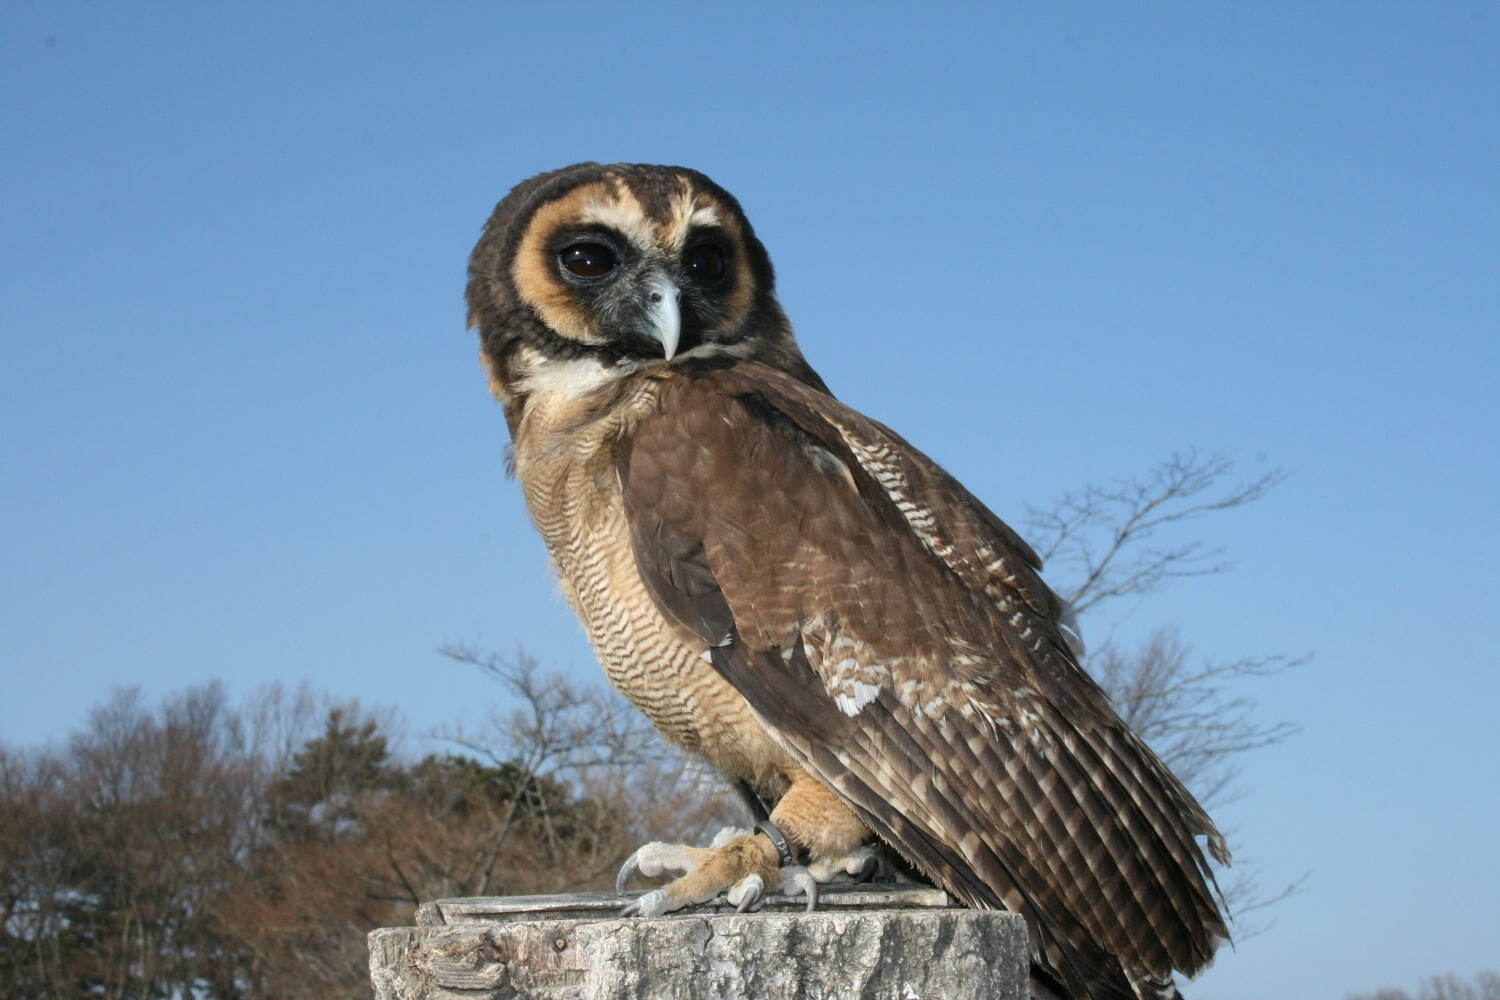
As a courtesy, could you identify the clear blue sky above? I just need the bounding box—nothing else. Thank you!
[3,3,1496,997]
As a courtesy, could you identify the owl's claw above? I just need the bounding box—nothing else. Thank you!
[615,849,641,894]
[613,832,814,918]
[616,841,704,894]
[783,865,818,911]
[618,888,672,918]
[618,840,872,915]
[728,873,764,912]
[723,865,816,913]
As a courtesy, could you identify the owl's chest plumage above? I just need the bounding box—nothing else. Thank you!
[510,376,790,791]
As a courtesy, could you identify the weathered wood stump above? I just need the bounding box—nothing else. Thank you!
[368,884,1027,999]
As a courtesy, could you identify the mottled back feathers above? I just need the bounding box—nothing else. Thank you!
[615,363,1228,999]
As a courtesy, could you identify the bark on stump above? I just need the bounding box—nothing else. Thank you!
[368,884,1027,1000]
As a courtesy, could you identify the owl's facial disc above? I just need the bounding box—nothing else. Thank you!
[472,164,829,410]
[503,171,766,371]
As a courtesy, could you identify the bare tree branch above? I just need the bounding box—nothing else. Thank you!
[1026,449,1287,616]
[438,644,746,850]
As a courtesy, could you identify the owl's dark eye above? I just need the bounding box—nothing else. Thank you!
[560,243,618,279]
[684,243,726,283]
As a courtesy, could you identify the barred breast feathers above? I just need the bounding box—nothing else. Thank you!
[509,366,793,792]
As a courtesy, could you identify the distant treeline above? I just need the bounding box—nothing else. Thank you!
[1346,972,1500,1000]
[0,664,731,999]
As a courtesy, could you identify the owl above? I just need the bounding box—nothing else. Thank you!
[465,162,1228,1000]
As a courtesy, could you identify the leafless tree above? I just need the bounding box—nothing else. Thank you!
[1027,449,1287,618]
[436,645,742,886]
[1026,449,1305,929]
[1346,970,1500,1000]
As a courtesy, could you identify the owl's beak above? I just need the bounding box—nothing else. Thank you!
[644,274,681,360]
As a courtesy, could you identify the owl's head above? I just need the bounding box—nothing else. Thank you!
[467,163,824,426]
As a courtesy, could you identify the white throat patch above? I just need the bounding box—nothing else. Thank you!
[518,353,633,400]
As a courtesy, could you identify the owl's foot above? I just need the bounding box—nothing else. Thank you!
[711,844,881,913]
[616,825,815,917]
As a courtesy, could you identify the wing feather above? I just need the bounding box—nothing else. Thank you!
[616,362,1229,998]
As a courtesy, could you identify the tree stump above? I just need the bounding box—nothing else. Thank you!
[368,884,1027,999]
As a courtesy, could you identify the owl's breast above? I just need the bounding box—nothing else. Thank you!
[511,387,789,790]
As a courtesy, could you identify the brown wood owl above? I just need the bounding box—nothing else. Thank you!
[465,162,1229,1000]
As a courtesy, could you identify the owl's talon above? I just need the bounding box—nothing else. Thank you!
[779,865,818,911]
[614,835,771,918]
[619,888,673,918]
[615,849,642,893]
[616,841,702,895]
[728,873,765,912]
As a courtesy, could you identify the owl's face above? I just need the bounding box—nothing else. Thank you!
[467,163,823,425]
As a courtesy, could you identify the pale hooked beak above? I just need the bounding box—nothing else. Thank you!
[644,274,681,360]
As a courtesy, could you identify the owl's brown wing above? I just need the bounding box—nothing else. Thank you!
[615,361,1229,1000]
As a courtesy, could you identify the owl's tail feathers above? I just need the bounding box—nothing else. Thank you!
[1028,967,1185,1000]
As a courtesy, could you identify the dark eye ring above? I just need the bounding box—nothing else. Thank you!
[684,242,726,283]
[559,242,618,279]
